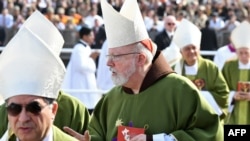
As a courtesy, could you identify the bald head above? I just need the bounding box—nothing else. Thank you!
[164,15,177,32]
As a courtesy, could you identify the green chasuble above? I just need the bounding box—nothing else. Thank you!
[0,91,90,138]
[185,75,195,81]
[222,59,250,124]
[88,73,223,141]
[238,70,249,124]
[174,56,230,118]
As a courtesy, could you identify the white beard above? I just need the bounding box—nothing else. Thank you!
[111,59,136,86]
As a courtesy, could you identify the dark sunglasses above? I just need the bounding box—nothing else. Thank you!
[6,101,46,116]
[167,23,175,26]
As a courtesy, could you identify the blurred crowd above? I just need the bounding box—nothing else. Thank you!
[0,0,250,52]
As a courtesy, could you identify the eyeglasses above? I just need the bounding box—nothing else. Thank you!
[167,23,175,26]
[106,52,139,62]
[6,101,49,116]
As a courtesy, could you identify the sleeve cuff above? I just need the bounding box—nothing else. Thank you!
[153,133,177,141]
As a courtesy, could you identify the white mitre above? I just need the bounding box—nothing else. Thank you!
[231,21,250,49]
[0,10,65,100]
[162,42,182,66]
[101,0,152,51]
[173,19,201,49]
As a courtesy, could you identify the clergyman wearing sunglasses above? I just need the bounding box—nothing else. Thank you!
[0,11,78,141]
[6,98,54,117]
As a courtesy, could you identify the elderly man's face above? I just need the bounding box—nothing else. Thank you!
[6,95,57,141]
[106,44,139,86]
[180,45,199,66]
[237,47,250,64]
[164,16,176,32]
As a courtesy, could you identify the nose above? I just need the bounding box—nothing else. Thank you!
[190,48,195,53]
[189,47,196,53]
[18,108,31,122]
[106,58,113,67]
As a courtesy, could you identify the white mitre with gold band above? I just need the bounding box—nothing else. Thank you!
[173,19,201,50]
[0,10,65,100]
[231,21,250,49]
[101,0,153,51]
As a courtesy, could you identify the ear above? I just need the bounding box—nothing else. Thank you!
[137,53,147,65]
[51,101,58,118]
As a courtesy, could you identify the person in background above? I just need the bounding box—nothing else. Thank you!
[213,37,237,71]
[65,17,77,30]
[143,9,164,41]
[62,25,102,113]
[12,5,25,31]
[84,8,104,29]
[0,8,14,29]
[208,12,225,31]
[0,10,78,141]
[68,7,82,25]
[200,20,218,60]
[222,13,240,33]
[222,21,250,125]
[193,5,208,29]
[57,7,69,25]
[44,6,55,22]
[92,17,106,49]
[175,10,188,24]
[0,8,14,45]
[173,19,229,121]
[63,0,224,140]
[51,15,65,31]
[96,40,114,92]
[154,15,177,51]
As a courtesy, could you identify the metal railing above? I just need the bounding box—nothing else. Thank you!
[0,46,217,96]
[0,46,217,56]
[62,89,108,94]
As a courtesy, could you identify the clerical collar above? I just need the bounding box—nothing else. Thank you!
[184,61,198,75]
[238,61,250,69]
[227,43,235,52]
[78,39,89,46]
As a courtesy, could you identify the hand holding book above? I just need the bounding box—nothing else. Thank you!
[117,125,145,141]
[236,81,250,101]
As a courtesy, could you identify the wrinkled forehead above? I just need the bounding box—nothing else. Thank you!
[7,95,43,104]
[181,44,198,50]
[236,47,250,52]
[108,43,137,53]
[165,16,176,23]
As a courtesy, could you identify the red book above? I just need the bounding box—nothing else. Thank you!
[117,125,145,141]
[237,81,250,92]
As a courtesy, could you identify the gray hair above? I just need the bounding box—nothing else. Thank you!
[133,41,157,64]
